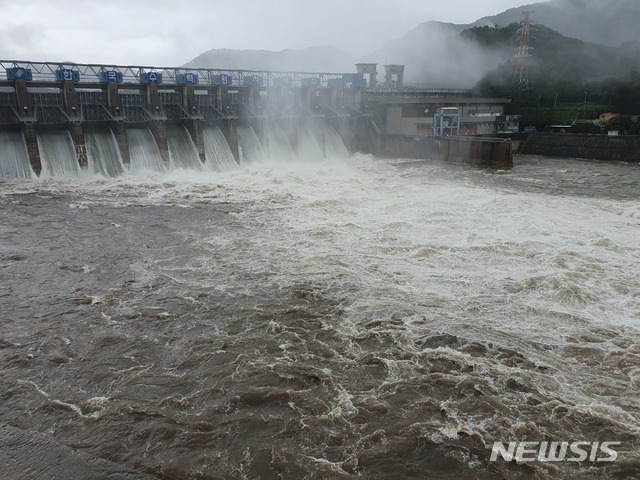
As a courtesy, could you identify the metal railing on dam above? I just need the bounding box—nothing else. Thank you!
[0,60,348,88]
[0,60,368,125]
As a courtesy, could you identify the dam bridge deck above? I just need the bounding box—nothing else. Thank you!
[0,60,370,126]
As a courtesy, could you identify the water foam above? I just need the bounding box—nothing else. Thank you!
[2,153,640,478]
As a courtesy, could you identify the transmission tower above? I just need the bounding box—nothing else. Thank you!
[513,11,534,91]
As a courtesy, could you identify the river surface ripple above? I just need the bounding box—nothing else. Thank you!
[1,154,639,479]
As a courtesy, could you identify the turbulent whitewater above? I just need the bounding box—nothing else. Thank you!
[0,154,639,479]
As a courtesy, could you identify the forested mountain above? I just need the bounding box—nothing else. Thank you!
[474,0,640,48]
[470,24,640,114]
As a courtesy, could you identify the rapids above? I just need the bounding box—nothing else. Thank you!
[0,154,639,479]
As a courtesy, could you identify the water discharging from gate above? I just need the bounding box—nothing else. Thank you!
[85,127,125,178]
[0,122,350,179]
[127,127,165,173]
[0,131,34,180]
[265,124,296,162]
[237,124,266,164]
[167,124,204,170]
[298,126,325,163]
[203,126,237,171]
[37,129,80,177]
[325,124,350,159]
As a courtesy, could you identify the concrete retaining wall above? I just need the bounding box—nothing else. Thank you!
[379,134,513,169]
[518,133,640,162]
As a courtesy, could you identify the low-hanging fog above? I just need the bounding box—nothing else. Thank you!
[182,0,640,89]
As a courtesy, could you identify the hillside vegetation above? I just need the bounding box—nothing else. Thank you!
[469,24,640,128]
[474,0,640,48]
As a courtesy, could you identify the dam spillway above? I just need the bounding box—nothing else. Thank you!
[0,60,513,180]
[0,60,366,179]
[0,122,351,180]
[0,130,34,179]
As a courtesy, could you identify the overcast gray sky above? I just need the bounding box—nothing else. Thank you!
[0,0,540,66]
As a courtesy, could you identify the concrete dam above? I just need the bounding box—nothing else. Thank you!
[0,61,512,180]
